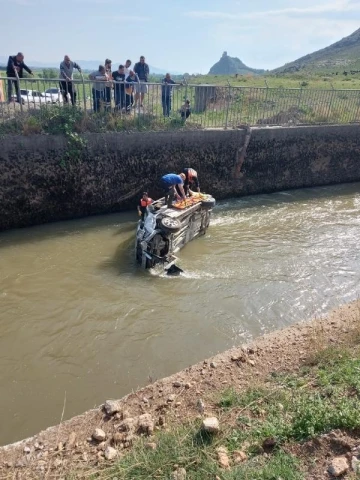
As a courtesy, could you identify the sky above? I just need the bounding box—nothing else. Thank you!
[1,0,359,73]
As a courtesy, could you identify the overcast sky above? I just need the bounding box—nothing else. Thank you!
[1,0,359,73]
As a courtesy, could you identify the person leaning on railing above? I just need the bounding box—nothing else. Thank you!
[125,71,138,113]
[161,73,183,117]
[112,65,126,111]
[6,52,33,104]
[59,55,82,106]
[89,65,108,112]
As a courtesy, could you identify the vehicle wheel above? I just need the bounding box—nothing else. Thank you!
[201,197,216,209]
[159,217,181,233]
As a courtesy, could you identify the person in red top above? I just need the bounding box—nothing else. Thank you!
[137,192,152,221]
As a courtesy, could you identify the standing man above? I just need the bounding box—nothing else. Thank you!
[59,55,81,105]
[89,65,107,112]
[112,64,126,110]
[6,52,33,103]
[134,56,149,108]
[160,173,186,207]
[182,168,200,196]
[161,73,176,117]
[124,59,132,78]
[104,59,113,110]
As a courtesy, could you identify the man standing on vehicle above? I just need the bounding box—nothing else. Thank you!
[134,56,149,108]
[182,168,200,196]
[59,55,82,105]
[137,192,153,221]
[6,52,33,103]
[161,173,186,207]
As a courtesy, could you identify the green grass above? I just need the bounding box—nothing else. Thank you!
[75,345,360,479]
[0,105,200,136]
[2,71,360,131]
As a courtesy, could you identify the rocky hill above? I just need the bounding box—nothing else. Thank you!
[209,52,265,75]
[273,27,360,73]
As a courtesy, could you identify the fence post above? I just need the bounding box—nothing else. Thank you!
[262,79,270,124]
[225,80,231,129]
[80,72,87,114]
[14,70,23,113]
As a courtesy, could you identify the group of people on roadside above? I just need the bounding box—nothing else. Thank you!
[138,168,200,220]
[87,57,149,113]
[6,52,191,120]
[60,54,191,118]
[88,58,191,119]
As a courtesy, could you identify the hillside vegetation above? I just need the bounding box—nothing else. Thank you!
[273,27,360,74]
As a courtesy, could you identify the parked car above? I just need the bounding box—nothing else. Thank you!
[11,89,51,105]
[43,87,63,103]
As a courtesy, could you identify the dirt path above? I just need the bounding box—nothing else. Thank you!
[1,301,359,479]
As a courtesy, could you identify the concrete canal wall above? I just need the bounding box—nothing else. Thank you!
[0,124,359,231]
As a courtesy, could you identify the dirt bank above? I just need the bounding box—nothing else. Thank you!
[0,301,359,479]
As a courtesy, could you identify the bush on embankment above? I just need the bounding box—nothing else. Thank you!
[0,106,201,136]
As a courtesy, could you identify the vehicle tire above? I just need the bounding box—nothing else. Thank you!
[159,217,181,233]
[201,197,216,209]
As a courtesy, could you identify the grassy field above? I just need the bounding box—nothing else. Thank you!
[1,70,360,130]
[187,72,360,90]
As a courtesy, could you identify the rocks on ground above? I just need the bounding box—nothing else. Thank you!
[138,414,154,435]
[104,400,122,416]
[202,417,219,433]
[216,446,230,469]
[328,456,349,477]
[233,450,247,464]
[92,429,106,442]
[104,446,118,461]
[171,467,187,480]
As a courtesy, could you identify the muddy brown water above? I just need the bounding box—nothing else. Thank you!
[1,182,360,446]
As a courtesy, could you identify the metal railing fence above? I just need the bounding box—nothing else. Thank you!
[0,75,360,130]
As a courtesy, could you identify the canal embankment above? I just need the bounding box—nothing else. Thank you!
[0,124,359,231]
[0,300,359,479]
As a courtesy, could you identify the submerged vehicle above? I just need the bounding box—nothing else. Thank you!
[135,193,216,274]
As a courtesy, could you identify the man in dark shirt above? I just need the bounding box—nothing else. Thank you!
[6,52,33,103]
[161,73,176,117]
[125,71,138,112]
[133,56,149,108]
[112,65,126,110]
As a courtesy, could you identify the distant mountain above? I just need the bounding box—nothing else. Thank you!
[272,28,360,73]
[0,56,182,75]
[209,52,265,75]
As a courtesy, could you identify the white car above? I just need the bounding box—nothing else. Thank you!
[135,193,216,273]
[11,89,51,105]
[43,87,63,103]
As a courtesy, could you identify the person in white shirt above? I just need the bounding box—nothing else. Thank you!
[124,59,132,78]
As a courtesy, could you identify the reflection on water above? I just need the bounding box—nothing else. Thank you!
[0,182,359,445]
